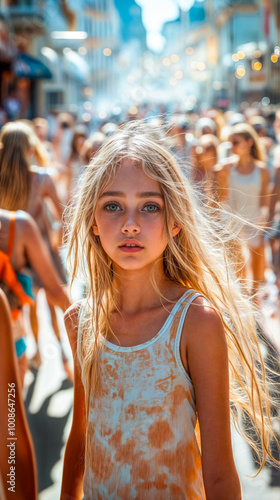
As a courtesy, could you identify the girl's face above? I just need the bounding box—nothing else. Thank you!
[93,158,180,273]
[230,134,253,156]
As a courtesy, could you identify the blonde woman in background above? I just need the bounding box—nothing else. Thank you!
[0,121,71,378]
[215,123,270,297]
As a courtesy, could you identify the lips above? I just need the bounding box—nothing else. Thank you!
[119,239,143,248]
[119,239,144,252]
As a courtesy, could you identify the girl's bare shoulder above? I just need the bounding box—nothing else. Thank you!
[182,295,226,347]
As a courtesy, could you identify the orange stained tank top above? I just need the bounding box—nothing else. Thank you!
[79,289,205,499]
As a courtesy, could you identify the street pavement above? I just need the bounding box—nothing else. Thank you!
[23,282,280,500]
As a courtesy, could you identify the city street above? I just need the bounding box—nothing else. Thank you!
[23,283,280,500]
[1,1,280,499]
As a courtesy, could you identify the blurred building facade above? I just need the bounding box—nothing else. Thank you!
[159,0,280,109]
[0,0,123,120]
[1,0,279,119]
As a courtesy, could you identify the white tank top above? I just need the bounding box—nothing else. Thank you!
[79,289,205,499]
[229,165,261,223]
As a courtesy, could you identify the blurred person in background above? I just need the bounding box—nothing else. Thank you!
[3,88,21,121]
[0,289,37,500]
[0,121,71,378]
[205,107,226,139]
[268,162,280,293]
[215,123,270,299]
[52,112,75,166]
[191,134,219,204]
[248,115,274,173]
[167,114,197,177]
[195,116,217,138]
[33,117,56,164]
[64,126,88,201]
[80,131,106,165]
[0,209,70,385]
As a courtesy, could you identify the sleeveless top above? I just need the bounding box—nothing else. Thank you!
[80,289,205,499]
[229,165,261,223]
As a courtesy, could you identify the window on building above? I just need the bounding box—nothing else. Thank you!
[45,90,63,108]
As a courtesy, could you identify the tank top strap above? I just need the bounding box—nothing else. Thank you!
[169,289,201,341]
[169,290,204,377]
[6,211,16,258]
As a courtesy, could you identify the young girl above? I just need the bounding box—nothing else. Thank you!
[61,121,279,499]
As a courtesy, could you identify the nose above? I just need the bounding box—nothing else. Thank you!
[121,212,140,234]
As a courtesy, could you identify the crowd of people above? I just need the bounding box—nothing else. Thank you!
[0,103,280,498]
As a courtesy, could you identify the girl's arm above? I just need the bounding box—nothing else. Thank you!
[182,297,241,500]
[61,302,87,500]
[0,291,37,500]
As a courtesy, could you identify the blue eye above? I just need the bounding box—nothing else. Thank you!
[144,204,159,213]
[105,203,121,212]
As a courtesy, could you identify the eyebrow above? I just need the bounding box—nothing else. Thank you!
[99,190,163,199]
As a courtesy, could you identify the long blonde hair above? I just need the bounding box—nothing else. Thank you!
[66,120,279,472]
[18,119,48,167]
[0,121,32,210]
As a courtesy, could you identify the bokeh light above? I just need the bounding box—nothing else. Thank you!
[235,66,245,78]
[197,62,205,71]
[253,49,262,58]
[78,47,87,55]
[162,57,171,66]
[103,48,112,56]
[128,106,138,115]
[237,51,245,59]
[252,60,262,71]
[169,77,177,86]
[185,47,194,55]
[175,70,183,79]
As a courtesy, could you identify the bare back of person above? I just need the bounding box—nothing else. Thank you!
[0,208,69,310]
[0,209,32,272]
[28,167,61,241]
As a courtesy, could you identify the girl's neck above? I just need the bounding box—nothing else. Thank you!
[112,265,182,315]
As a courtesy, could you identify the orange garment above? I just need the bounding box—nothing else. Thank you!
[0,212,33,320]
[80,289,205,499]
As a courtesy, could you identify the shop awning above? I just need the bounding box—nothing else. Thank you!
[14,52,52,79]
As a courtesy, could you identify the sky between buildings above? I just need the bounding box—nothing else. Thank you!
[135,0,205,52]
